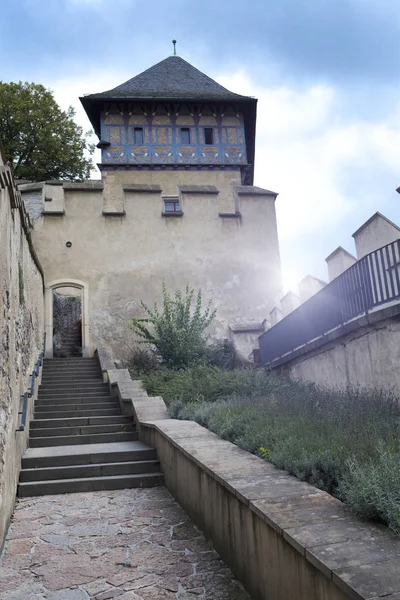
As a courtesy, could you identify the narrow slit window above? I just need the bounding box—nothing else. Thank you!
[180,128,191,145]
[134,127,144,145]
[204,128,214,145]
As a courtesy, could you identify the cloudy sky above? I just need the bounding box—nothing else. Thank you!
[2,0,400,291]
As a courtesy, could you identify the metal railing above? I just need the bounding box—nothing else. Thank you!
[17,333,46,432]
[259,240,400,366]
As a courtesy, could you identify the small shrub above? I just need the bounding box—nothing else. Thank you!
[131,283,216,368]
[126,347,161,376]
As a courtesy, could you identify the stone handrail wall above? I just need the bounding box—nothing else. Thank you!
[97,348,400,600]
[0,155,45,549]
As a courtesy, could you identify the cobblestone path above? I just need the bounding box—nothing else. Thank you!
[0,487,251,600]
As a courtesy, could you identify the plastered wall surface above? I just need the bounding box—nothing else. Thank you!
[31,170,281,361]
[283,314,400,393]
[0,161,44,548]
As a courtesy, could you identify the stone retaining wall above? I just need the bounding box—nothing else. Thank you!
[273,304,400,394]
[0,155,44,549]
[98,349,400,600]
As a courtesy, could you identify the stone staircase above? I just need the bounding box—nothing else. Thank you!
[18,357,163,497]
[54,322,82,358]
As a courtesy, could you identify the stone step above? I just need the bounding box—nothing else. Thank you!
[30,431,139,448]
[22,441,157,468]
[42,367,102,374]
[34,403,120,415]
[35,396,117,406]
[34,407,122,419]
[17,472,164,497]
[42,363,101,369]
[39,382,109,391]
[19,459,160,482]
[40,378,104,386]
[30,423,135,438]
[38,388,110,400]
[44,358,96,362]
[41,370,102,378]
[31,415,131,429]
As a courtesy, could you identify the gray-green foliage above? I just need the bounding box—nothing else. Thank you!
[131,283,216,368]
[339,446,400,534]
[141,364,400,532]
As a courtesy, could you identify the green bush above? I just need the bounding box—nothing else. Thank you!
[131,283,216,368]
[139,363,400,532]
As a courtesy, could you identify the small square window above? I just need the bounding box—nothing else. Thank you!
[180,128,191,145]
[134,127,144,145]
[204,128,213,145]
[163,197,181,213]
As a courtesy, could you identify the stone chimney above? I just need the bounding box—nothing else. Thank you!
[298,274,327,302]
[352,212,400,259]
[325,246,357,282]
[280,291,301,317]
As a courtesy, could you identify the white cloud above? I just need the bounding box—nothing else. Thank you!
[217,71,400,288]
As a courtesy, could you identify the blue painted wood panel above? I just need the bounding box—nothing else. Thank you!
[101,106,248,166]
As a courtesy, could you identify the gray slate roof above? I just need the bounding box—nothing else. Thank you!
[84,56,252,101]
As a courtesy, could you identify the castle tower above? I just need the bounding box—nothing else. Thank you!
[23,53,282,361]
[81,54,256,185]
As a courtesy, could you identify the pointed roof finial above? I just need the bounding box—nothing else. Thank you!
[172,39,177,56]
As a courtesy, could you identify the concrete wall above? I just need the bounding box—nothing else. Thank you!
[0,158,44,548]
[29,170,281,362]
[276,305,400,393]
[98,350,400,600]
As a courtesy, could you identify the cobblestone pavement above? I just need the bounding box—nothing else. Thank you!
[0,487,251,600]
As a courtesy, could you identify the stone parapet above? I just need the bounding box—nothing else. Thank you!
[140,418,400,600]
[179,184,219,194]
[98,347,168,421]
[63,181,104,190]
[235,185,278,196]
[123,184,162,192]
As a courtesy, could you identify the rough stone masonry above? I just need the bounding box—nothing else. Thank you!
[0,487,251,600]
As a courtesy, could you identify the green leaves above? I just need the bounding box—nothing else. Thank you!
[131,283,216,368]
[0,81,94,181]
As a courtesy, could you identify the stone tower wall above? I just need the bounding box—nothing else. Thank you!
[30,171,281,362]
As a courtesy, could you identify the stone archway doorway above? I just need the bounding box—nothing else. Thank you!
[45,279,90,358]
